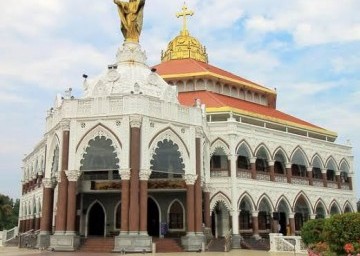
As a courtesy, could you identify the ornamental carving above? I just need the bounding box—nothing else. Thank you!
[60,120,71,131]
[42,178,55,189]
[184,174,198,185]
[139,169,152,181]
[119,169,131,180]
[130,115,142,128]
[65,170,82,182]
[116,43,147,64]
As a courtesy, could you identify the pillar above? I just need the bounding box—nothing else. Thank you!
[250,157,257,179]
[203,189,211,228]
[321,169,327,187]
[307,167,313,186]
[139,170,152,235]
[348,175,353,190]
[289,213,295,236]
[65,170,81,234]
[129,115,142,234]
[35,214,41,231]
[286,164,292,184]
[252,211,260,239]
[231,210,239,235]
[55,127,70,233]
[185,174,197,235]
[40,178,55,234]
[268,161,275,182]
[194,137,203,234]
[335,171,341,189]
[119,169,130,234]
[29,216,34,230]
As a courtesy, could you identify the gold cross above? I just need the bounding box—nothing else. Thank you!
[176,3,194,34]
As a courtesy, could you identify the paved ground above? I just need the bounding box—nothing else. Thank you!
[0,247,307,256]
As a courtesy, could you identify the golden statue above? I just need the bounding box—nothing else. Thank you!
[114,0,145,43]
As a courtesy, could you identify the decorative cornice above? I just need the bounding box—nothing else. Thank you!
[184,174,198,185]
[119,169,131,180]
[130,115,142,128]
[65,170,82,182]
[139,169,152,181]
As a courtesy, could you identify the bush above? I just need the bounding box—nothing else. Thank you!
[301,218,326,245]
[323,212,360,255]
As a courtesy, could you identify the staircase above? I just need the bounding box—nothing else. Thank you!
[154,238,183,253]
[79,237,115,252]
[207,238,225,252]
[241,237,270,251]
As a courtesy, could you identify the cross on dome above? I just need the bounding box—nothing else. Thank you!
[176,3,194,36]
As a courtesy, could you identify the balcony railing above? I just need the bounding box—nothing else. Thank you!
[210,168,230,177]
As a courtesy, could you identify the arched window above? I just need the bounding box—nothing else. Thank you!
[51,145,60,178]
[168,201,184,229]
[210,147,229,177]
[80,136,119,180]
[150,139,185,179]
[274,151,286,174]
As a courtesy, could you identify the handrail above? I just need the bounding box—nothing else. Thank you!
[4,226,18,242]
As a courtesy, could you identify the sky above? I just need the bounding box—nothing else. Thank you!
[0,0,360,200]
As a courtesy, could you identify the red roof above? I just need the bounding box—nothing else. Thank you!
[178,90,325,131]
[154,59,273,93]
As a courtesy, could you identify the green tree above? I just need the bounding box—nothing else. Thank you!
[0,194,19,230]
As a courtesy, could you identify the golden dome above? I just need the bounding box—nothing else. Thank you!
[161,4,208,63]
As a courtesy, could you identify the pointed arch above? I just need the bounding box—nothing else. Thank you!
[257,194,273,231]
[167,199,185,230]
[275,196,292,213]
[149,127,190,173]
[343,201,354,213]
[210,192,232,212]
[329,200,341,215]
[290,146,309,167]
[86,200,107,237]
[210,138,230,156]
[76,123,122,171]
[254,144,271,173]
[273,147,289,163]
[293,191,313,213]
[314,199,327,218]
[76,123,122,151]
[48,134,60,178]
[238,192,256,211]
[236,140,252,170]
[325,156,338,171]
[325,156,337,182]
[274,147,288,174]
[339,158,350,172]
[257,194,274,212]
[339,158,351,183]
[236,140,253,157]
[311,154,324,169]
[254,144,271,160]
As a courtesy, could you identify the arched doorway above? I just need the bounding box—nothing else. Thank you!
[148,198,160,237]
[211,201,230,238]
[88,202,105,236]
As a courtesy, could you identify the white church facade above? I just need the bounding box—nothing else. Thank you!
[18,3,356,252]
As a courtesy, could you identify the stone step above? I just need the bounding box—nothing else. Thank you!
[207,238,225,252]
[154,238,183,253]
[80,237,115,252]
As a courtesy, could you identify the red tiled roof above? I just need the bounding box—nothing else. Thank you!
[153,59,274,93]
[178,90,326,131]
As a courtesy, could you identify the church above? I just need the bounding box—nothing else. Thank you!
[18,2,357,252]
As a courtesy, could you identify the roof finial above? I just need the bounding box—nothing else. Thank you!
[176,2,194,36]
